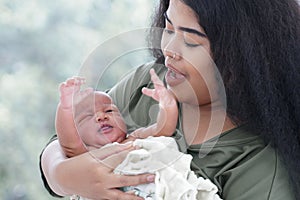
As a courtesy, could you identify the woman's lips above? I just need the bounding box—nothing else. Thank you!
[165,65,185,87]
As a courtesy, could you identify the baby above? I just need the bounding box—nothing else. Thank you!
[55,69,178,158]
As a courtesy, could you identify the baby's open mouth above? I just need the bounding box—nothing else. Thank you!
[98,124,113,133]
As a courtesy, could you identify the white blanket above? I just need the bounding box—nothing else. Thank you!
[114,136,222,200]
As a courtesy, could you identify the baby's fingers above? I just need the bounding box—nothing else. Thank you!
[149,69,164,87]
[73,87,94,103]
[80,87,94,96]
[66,76,86,86]
[141,87,155,98]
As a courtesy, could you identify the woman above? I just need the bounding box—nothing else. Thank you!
[40,0,300,199]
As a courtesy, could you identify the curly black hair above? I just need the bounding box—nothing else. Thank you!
[149,0,300,198]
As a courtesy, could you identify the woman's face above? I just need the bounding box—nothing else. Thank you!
[161,0,219,106]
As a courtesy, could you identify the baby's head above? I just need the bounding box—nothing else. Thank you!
[74,91,127,148]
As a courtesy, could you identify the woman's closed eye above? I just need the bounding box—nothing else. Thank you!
[184,39,201,48]
[163,27,201,48]
[76,112,93,125]
[183,32,202,48]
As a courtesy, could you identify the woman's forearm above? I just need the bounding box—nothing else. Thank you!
[40,139,70,196]
[41,139,155,200]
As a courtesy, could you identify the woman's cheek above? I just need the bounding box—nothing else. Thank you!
[161,32,172,51]
[160,36,166,51]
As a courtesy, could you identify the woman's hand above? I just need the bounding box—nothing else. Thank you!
[41,140,155,200]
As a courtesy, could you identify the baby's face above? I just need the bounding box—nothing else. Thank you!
[74,91,127,148]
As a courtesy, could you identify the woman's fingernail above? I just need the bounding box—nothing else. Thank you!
[147,175,155,182]
[123,141,133,147]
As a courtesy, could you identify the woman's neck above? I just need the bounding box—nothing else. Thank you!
[181,102,236,145]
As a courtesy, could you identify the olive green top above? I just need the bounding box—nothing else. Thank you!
[108,62,295,200]
[40,62,295,199]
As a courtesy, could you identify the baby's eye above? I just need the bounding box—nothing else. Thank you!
[105,109,113,113]
[76,113,92,124]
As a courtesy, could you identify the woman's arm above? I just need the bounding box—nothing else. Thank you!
[40,139,155,199]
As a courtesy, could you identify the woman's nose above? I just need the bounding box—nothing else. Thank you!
[95,112,108,122]
[163,48,181,60]
[161,29,184,59]
[162,36,181,60]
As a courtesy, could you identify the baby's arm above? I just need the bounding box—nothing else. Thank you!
[131,69,178,138]
[55,77,91,157]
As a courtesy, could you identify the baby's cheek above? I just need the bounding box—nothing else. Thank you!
[115,116,127,132]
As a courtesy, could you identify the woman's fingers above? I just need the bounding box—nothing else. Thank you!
[101,149,132,170]
[89,142,134,162]
[106,188,144,200]
[112,173,155,188]
[88,145,155,199]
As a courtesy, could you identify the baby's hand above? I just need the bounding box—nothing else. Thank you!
[142,69,176,108]
[59,77,92,109]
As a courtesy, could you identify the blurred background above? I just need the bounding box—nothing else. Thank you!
[0,0,157,199]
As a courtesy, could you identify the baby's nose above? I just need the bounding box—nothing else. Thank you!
[95,112,108,122]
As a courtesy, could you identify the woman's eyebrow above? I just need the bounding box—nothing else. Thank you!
[164,12,207,38]
[178,27,207,38]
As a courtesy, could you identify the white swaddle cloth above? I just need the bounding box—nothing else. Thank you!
[114,136,222,200]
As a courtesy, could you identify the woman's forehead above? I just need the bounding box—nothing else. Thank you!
[166,0,201,31]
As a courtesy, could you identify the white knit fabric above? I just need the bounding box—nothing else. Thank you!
[114,136,222,200]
